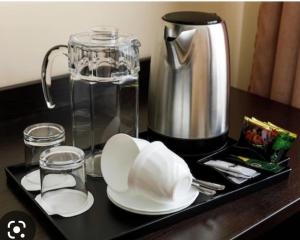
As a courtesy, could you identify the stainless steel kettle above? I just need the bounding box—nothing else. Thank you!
[148,11,230,154]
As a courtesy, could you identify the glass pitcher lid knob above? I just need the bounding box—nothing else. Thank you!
[90,26,118,41]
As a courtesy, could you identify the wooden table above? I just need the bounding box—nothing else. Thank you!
[1,88,300,239]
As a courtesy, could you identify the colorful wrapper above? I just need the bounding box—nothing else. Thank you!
[238,116,297,162]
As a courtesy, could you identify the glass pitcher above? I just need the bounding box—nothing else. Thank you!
[41,27,141,177]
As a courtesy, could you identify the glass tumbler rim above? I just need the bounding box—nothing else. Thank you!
[24,123,65,145]
[40,146,85,171]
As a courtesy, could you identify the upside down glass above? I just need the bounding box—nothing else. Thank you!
[39,146,88,214]
[41,27,141,177]
[24,123,65,166]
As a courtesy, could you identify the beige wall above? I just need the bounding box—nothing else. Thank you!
[0,2,259,90]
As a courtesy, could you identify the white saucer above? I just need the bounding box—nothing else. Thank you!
[107,187,199,215]
[35,189,94,217]
[21,170,76,192]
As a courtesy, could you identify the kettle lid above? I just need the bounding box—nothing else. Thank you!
[162,11,221,25]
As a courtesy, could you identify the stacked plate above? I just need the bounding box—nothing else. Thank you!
[107,187,198,215]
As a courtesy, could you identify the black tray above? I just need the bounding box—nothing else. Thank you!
[5,141,291,240]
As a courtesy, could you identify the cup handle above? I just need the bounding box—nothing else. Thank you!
[41,45,68,109]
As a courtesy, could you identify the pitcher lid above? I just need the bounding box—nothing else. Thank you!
[69,26,139,48]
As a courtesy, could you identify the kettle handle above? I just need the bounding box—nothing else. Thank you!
[41,45,68,109]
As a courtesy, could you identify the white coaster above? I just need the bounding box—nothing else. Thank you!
[35,189,94,218]
[21,170,77,192]
[21,169,40,191]
[42,173,76,192]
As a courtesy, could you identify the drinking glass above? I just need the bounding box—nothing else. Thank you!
[39,146,88,214]
[24,123,65,166]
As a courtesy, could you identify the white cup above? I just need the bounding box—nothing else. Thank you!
[101,134,150,192]
[128,141,193,203]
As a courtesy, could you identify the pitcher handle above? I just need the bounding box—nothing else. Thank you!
[41,45,68,109]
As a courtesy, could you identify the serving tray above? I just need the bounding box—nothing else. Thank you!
[5,139,291,240]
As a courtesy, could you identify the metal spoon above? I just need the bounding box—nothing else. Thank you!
[192,178,225,191]
[191,182,216,196]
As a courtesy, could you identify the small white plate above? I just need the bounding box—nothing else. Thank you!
[35,189,94,217]
[107,187,199,215]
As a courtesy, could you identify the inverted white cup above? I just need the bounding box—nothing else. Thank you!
[101,134,150,192]
[128,141,193,203]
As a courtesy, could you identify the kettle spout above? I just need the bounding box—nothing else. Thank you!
[164,27,196,68]
[165,37,181,69]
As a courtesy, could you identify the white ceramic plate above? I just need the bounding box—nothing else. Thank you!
[107,187,199,215]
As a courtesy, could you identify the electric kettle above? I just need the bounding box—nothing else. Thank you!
[148,11,230,154]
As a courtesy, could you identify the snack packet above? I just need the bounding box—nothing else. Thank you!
[236,155,285,173]
[238,116,297,162]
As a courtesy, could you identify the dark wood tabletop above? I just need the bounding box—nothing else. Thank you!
[1,87,300,240]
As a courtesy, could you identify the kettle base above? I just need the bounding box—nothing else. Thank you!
[147,129,229,156]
